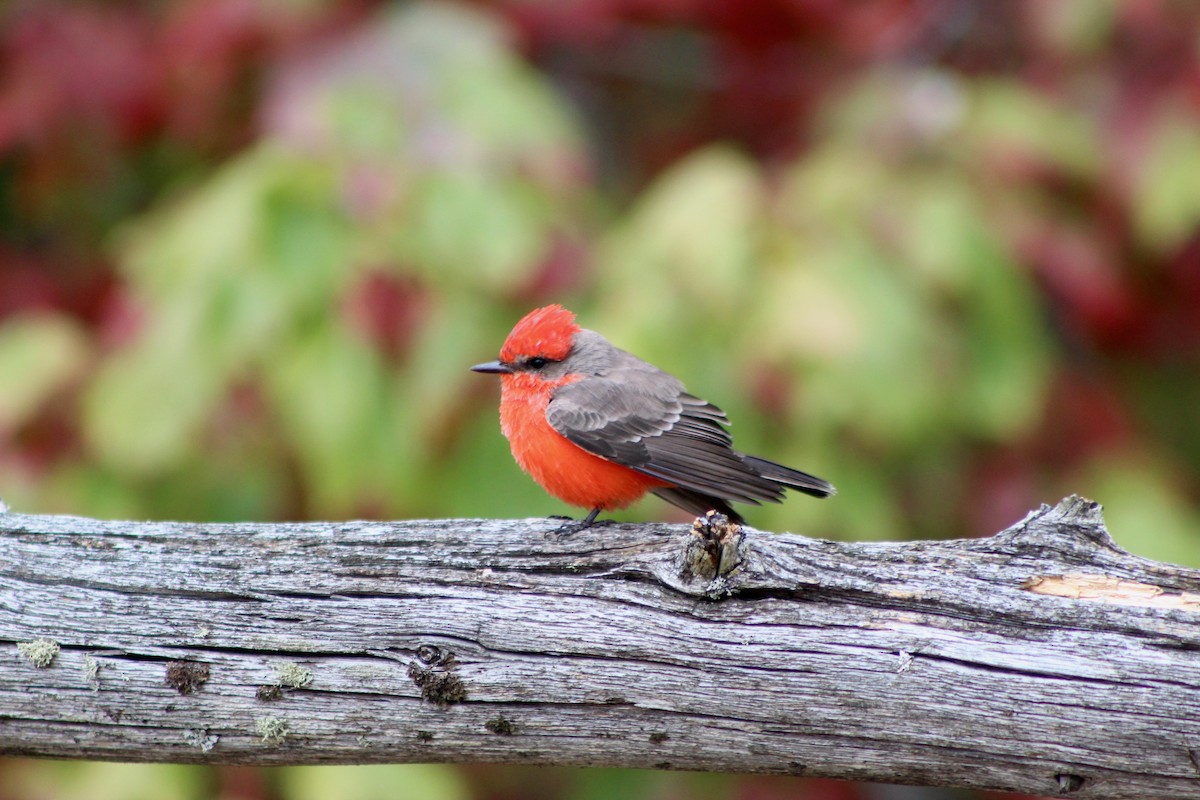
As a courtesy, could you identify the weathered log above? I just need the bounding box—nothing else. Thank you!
[1,496,1198,798]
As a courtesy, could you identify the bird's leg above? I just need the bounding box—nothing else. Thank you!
[553,507,605,535]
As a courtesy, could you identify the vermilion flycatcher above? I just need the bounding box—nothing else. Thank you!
[472,305,835,526]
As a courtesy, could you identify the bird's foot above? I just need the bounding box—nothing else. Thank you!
[552,508,606,535]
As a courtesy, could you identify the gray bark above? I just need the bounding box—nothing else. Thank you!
[1,496,1199,798]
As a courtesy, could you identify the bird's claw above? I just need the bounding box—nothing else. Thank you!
[551,508,611,535]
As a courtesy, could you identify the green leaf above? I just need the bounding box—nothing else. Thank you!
[83,338,224,475]
[402,172,548,292]
[603,147,761,312]
[0,314,89,435]
[1134,108,1200,253]
[262,322,390,514]
[120,148,273,299]
[956,230,1051,439]
[965,80,1100,177]
[9,762,208,800]
[277,765,469,800]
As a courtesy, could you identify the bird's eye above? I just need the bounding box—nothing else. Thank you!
[527,357,548,369]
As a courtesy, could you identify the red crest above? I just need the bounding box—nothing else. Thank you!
[500,305,580,363]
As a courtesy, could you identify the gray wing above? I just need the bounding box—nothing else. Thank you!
[545,367,789,506]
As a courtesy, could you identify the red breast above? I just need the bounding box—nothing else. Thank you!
[499,371,666,510]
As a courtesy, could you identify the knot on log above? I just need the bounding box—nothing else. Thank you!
[678,511,745,593]
[987,495,1122,558]
[407,646,466,706]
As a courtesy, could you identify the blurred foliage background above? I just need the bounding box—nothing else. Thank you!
[1,1,1198,799]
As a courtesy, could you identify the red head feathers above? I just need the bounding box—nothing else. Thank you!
[500,304,580,363]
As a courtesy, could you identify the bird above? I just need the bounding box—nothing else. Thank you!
[471,304,835,527]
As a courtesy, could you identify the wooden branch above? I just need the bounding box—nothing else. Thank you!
[2,497,1199,798]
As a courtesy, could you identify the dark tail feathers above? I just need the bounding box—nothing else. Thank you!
[741,455,836,498]
[653,457,834,522]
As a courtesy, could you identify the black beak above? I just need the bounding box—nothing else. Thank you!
[471,360,512,374]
